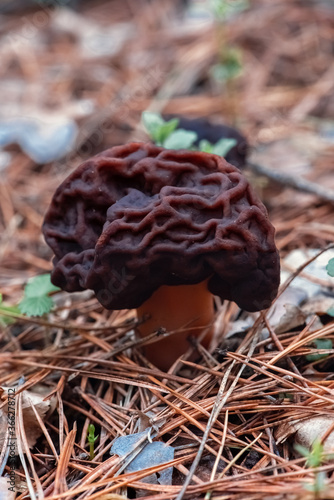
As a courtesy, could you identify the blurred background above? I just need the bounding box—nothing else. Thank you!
[1,0,334,298]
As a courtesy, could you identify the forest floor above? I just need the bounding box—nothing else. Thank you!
[0,1,334,499]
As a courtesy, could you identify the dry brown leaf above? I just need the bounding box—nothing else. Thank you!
[275,304,307,334]
[302,295,334,317]
[267,286,307,329]
[0,385,56,449]
[276,416,334,454]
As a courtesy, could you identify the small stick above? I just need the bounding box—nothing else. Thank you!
[247,162,334,205]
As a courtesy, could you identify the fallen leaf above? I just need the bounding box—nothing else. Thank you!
[302,294,334,317]
[276,416,334,454]
[0,385,56,449]
[282,249,334,299]
[267,286,307,331]
[275,304,307,334]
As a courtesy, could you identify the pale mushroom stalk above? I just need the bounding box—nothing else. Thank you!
[137,281,214,370]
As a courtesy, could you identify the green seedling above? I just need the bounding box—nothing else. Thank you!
[211,47,243,83]
[0,274,60,324]
[87,424,99,460]
[142,112,197,149]
[295,439,334,496]
[296,439,326,468]
[0,295,21,326]
[142,111,236,156]
[199,137,237,156]
[209,0,249,20]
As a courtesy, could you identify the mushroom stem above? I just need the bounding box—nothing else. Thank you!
[136,281,214,370]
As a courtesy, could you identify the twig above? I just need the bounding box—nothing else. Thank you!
[248,162,334,205]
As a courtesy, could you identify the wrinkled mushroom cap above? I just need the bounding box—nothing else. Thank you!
[43,142,280,311]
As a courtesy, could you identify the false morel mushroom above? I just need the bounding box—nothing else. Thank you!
[43,142,280,370]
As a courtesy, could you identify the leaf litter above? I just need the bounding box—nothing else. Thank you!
[0,0,334,499]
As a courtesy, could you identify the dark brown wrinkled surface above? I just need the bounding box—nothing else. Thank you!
[43,143,280,311]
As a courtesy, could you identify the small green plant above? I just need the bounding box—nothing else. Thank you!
[0,274,60,322]
[87,424,99,460]
[141,112,236,155]
[199,137,237,156]
[142,112,197,149]
[295,439,334,495]
[211,47,243,83]
[18,274,60,317]
[0,295,20,327]
[207,1,247,85]
[209,0,249,20]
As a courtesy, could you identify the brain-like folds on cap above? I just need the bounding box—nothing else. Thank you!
[43,143,280,311]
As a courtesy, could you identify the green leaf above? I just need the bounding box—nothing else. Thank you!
[313,471,327,493]
[24,274,60,298]
[0,294,21,326]
[296,439,330,494]
[199,138,237,157]
[18,274,60,317]
[211,60,242,83]
[199,139,214,154]
[295,439,324,467]
[294,443,310,458]
[88,424,99,443]
[19,295,54,317]
[327,306,334,317]
[87,423,99,460]
[307,439,324,468]
[141,112,165,143]
[326,258,334,277]
[163,130,197,150]
[306,338,333,362]
[303,472,327,493]
[212,138,237,157]
[157,118,180,144]
[212,47,243,83]
[142,112,181,146]
[210,0,249,20]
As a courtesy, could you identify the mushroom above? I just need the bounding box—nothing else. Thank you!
[42,142,280,370]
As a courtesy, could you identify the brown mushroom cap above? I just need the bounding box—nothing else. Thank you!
[43,142,280,312]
